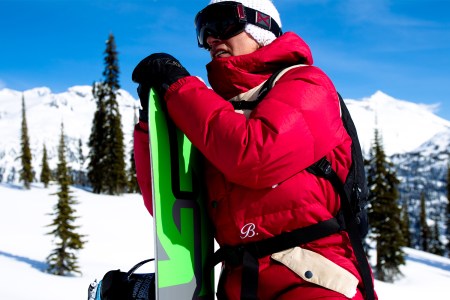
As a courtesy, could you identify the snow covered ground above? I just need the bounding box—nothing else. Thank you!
[1,184,449,299]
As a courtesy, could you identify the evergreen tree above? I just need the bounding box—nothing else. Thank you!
[401,198,411,248]
[76,138,86,186]
[78,138,85,168]
[88,82,107,192]
[127,105,140,193]
[366,128,405,282]
[419,192,431,252]
[47,123,85,276]
[40,143,52,187]
[429,213,444,256]
[88,33,127,195]
[19,94,34,189]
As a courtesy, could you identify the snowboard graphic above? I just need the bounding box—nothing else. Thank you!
[148,88,214,299]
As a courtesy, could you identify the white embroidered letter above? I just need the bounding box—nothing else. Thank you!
[240,223,257,239]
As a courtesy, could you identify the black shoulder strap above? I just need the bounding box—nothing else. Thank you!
[307,158,374,300]
[256,68,285,101]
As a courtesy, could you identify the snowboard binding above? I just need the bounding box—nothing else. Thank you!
[88,259,155,300]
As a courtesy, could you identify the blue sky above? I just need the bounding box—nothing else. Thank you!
[1,0,450,119]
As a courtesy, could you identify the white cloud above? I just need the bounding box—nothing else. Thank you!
[0,79,6,89]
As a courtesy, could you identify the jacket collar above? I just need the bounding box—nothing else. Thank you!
[206,32,313,100]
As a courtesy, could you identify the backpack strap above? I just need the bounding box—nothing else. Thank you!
[257,64,307,100]
[211,217,342,300]
[308,156,375,300]
[228,64,307,111]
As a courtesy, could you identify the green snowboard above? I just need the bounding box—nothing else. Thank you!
[148,88,214,299]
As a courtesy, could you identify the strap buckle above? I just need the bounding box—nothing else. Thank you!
[307,157,332,178]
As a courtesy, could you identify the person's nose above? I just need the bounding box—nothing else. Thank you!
[206,35,221,48]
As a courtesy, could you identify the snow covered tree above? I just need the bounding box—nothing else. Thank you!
[366,128,405,282]
[40,143,51,187]
[47,123,85,276]
[19,94,34,189]
[88,33,127,195]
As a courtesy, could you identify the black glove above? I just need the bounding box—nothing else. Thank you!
[132,52,190,102]
[136,84,150,122]
[132,53,189,123]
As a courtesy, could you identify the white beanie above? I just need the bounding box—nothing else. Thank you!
[208,0,282,46]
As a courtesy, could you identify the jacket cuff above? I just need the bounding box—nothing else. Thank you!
[165,76,196,99]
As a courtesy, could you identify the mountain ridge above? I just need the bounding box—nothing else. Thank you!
[345,90,450,155]
[1,86,449,183]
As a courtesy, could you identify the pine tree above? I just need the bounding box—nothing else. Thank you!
[19,94,34,189]
[367,128,405,282]
[47,123,85,276]
[88,82,107,192]
[429,213,444,256]
[40,143,52,187]
[88,33,127,195]
[419,192,430,252]
[401,198,411,248]
[76,138,86,186]
[127,105,140,193]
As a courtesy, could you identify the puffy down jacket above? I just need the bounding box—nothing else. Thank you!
[134,32,375,300]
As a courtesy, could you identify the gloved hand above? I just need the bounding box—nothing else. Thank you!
[132,53,190,106]
[136,83,150,122]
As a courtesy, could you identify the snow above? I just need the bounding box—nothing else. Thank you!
[1,184,450,299]
[0,184,153,300]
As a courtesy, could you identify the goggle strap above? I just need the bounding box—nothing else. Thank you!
[237,3,246,21]
[243,6,282,37]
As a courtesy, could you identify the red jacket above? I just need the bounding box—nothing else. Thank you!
[134,32,370,299]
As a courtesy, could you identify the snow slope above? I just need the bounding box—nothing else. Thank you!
[1,184,449,299]
[0,184,153,300]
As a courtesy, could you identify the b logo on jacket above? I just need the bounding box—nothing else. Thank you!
[240,223,258,239]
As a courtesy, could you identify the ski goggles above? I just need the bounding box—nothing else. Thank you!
[195,1,282,49]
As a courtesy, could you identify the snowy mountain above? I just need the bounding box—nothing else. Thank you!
[345,90,450,156]
[0,86,139,183]
[1,86,450,184]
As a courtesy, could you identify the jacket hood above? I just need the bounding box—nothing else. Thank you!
[206,32,313,99]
